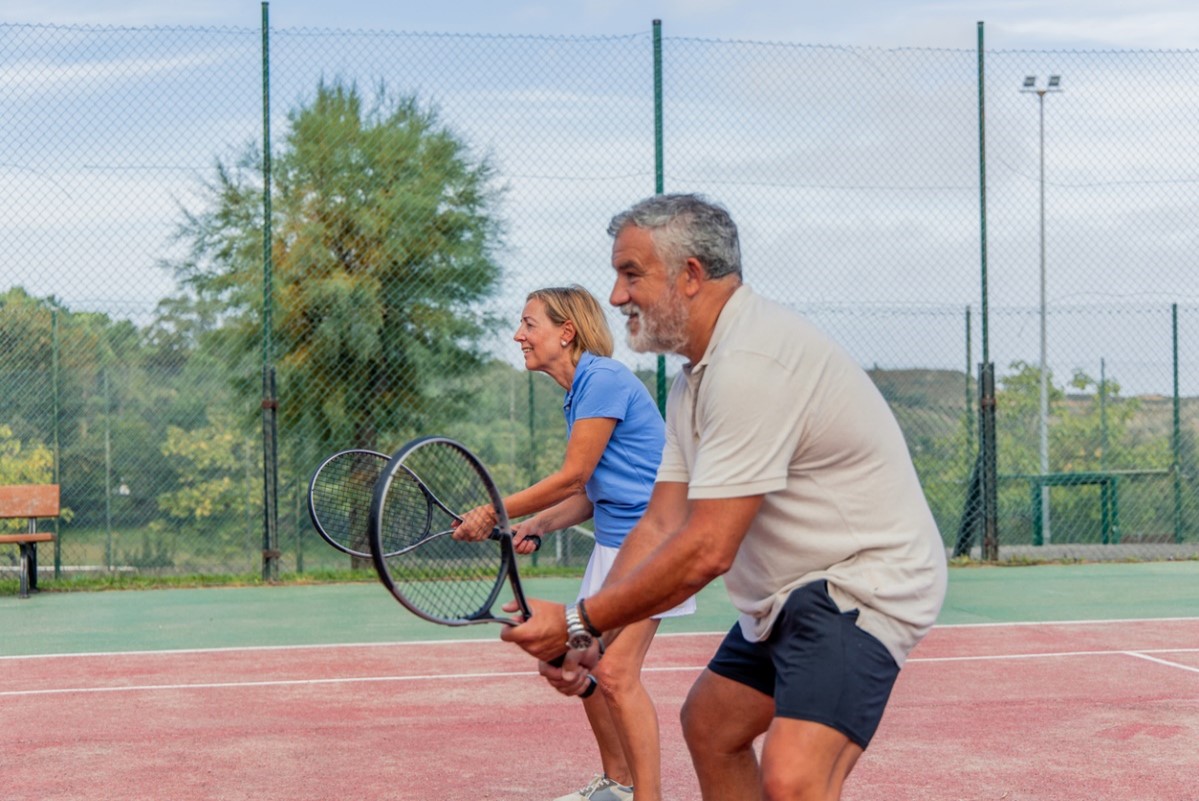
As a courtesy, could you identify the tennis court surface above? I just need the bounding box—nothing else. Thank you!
[3,563,1198,801]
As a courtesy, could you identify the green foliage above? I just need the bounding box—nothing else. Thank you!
[435,360,569,494]
[997,360,1170,475]
[168,79,506,466]
[0,287,101,448]
[157,408,257,525]
[991,361,1184,544]
[0,424,53,485]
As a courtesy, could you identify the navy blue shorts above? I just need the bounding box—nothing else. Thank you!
[707,580,900,749]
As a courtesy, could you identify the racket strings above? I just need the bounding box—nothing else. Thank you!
[377,441,508,622]
[311,451,388,553]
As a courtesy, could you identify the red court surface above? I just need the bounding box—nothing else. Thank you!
[3,619,1197,801]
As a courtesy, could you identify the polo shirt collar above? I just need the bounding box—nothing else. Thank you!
[685,283,753,376]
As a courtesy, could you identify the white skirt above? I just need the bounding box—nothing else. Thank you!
[577,542,697,619]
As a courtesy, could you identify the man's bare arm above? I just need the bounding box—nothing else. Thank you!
[586,491,763,630]
[500,485,763,662]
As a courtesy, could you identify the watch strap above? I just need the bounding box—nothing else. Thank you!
[576,597,602,637]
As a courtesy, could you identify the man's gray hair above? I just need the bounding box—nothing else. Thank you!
[607,193,741,280]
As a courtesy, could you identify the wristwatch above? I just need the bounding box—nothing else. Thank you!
[565,604,594,651]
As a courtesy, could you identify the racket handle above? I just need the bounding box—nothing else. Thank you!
[487,530,542,551]
[545,655,596,699]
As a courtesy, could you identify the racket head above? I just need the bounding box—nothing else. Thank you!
[368,436,526,627]
[307,449,391,557]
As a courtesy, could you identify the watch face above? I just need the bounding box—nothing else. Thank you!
[568,631,593,651]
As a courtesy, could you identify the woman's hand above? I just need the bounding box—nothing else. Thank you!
[452,504,498,541]
[511,518,546,555]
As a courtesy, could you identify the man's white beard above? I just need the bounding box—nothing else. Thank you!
[623,285,689,354]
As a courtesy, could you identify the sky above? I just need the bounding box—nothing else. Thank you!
[5,1,1198,393]
[7,0,1199,49]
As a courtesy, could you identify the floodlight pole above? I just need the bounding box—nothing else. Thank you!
[1021,74,1062,544]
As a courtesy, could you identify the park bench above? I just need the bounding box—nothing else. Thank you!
[0,485,60,598]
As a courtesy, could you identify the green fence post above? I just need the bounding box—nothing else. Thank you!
[653,18,667,415]
[528,371,538,566]
[977,22,999,560]
[260,1,280,581]
[1173,303,1182,543]
[966,306,974,456]
[52,308,62,578]
[104,368,113,570]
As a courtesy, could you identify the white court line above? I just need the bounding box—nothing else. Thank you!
[0,631,726,662]
[1124,650,1199,675]
[934,616,1199,629]
[0,665,701,699]
[909,648,1199,663]
[3,617,1197,662]
[3,647,1198,699]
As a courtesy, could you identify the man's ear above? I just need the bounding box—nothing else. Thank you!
[681,258,706,298]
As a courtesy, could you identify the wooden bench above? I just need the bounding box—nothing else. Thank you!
[0,485,60,598]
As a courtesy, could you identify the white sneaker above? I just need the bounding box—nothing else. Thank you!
[552,773,634,801]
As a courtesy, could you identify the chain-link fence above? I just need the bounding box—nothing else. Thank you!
[2,18,1197,582]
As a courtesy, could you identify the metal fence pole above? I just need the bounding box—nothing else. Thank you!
[653,18,667,415]
[966,306,974,455]
[977,21,999,560]
[52,308,62,578]
[260,2,280,581]
[1173,303,1182,543]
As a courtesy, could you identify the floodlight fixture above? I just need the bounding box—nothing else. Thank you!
[1018,71,1066,543]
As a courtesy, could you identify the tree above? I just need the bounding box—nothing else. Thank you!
[0,287,163,529]
[157,408,256,527]
[169,80,506,469]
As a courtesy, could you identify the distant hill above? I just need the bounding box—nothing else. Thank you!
[636,364,1198,439]
[867,368,972,411]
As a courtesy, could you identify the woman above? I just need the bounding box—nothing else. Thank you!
[456,284,694,801]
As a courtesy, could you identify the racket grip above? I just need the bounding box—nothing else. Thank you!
[489,530,541,551]
[546,655,596,699]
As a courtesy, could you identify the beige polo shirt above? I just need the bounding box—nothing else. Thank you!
[657,285,947,667]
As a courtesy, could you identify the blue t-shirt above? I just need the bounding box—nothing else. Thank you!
[564,352,665,548]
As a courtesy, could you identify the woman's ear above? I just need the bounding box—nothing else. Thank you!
[560,320,576,347]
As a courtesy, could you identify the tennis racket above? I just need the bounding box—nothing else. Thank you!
[368,435,547,625]
[307,449,392,558]
[368,435,591,693]
[308,447,519,559]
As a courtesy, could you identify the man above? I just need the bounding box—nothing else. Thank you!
[503,193,948,801]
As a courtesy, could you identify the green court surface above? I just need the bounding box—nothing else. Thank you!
[3,562,1198,658]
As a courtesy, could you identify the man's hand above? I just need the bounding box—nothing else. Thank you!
[539,658,595,697]
[499,597,571,663]
[501,599,605,695]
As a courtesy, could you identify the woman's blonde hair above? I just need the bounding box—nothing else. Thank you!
[526,285,614,364]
